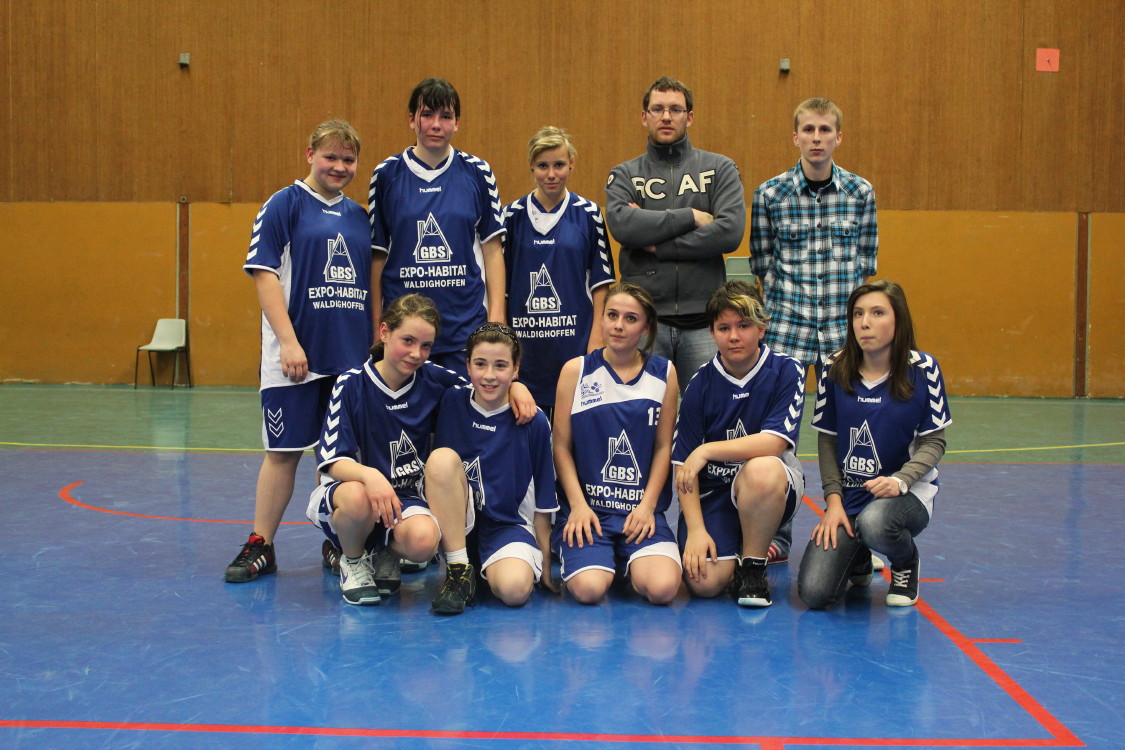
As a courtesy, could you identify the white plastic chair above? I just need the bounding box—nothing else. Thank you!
[134,319,192,388]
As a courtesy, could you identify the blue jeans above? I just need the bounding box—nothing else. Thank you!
[652,323,715,393]
[797,493,930,610]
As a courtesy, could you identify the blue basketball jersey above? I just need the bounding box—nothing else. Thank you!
[811,350,952,515]
[244,181,373,387]
[565,349,673,515]
[503,191,616,405]
[433,386,557,532]
[672,346,806,503]
[315,359,463,493]
[368,149,504,356]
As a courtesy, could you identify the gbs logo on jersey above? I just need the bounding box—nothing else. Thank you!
[601,430,641,486]
[526,265,562,314]
[322,234,357,285]
[843,421,881,479]
[414,213,453,264]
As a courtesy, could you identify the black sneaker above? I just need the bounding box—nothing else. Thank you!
[735,559,771,608]
[886,557,920,607]
[322,539,341,575]
[849,550,874,587]
[432,562,477,615]
[224,533,277,583]
[371,546,401,597]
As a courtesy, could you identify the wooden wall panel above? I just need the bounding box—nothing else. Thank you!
[1087,214,1125,398]
[0,203,176,384]
[876,211,1076,397]
[2,0,1123,212]
[188,203,261,386]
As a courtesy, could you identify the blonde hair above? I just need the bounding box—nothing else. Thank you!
[527,126,577,163]
[793,97,843,133]
[707,280,769,328]
[309,119,360,156]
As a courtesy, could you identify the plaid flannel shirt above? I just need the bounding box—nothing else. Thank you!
[749,162,878,366]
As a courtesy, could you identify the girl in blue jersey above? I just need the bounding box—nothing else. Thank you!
[799,280,951,609]
[226,120,373,584]
[369,78,507,375]
[306,295,538,605]
[552,282,682,605]
[673,281,807,608]
[425,324,557,615]
[502,127,616,411]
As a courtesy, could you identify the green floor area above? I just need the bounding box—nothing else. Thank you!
[1,384,1122,464]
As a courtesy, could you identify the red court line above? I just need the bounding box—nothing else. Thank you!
[58,481,304,525]
[37,488,1083,748]
[0,720,1083,747]
[971,639,1024,644]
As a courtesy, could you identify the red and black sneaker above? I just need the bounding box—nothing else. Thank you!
[224,533,277,583]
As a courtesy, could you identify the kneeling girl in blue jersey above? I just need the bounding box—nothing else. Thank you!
[552,282,682,605]
[306,294,536,606]
[426,323,557,615]
[799,280,951,609]
[673,281,807,608]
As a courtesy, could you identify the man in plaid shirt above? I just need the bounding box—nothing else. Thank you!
[749,97,878,563]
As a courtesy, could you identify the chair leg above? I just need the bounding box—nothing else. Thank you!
[172,351,179,389]
[148,352,156,386]
[133,350,140,389]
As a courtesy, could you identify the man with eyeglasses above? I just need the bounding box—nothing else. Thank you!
[605,76,746,393]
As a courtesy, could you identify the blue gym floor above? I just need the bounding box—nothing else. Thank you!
[1,386,1122,749]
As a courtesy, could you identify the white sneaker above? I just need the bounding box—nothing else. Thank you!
[339,555,381,606]
[871,553,885,572]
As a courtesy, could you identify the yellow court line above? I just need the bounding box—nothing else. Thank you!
[4,440,1123,455]
[790,441,1125,459]
[0,440,291,454]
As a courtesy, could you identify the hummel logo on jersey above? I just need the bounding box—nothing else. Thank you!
[414,213,452,263]
[323,233,357,284]
[601,430,641,485]
[267,408,284,438]
[844,421,881,477]
[526,265,562,314]
[419,186,442,194]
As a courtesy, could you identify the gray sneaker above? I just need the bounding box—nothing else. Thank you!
[339,555,381,606]
[371,546,401,597]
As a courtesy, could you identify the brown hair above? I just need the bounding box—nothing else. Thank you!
[604,281,658,354]
[828,280,917,400]
[371,294,441,358]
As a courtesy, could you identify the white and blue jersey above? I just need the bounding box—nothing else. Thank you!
[314,358,463,494]
[433,387,557,555]
[812,350,952,516]
[502,191,616,405]
[673,345,806,504]
[369,148,504,356]
[244,180,373,388]
[565,349,673,516]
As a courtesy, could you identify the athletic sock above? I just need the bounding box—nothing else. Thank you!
[446,548,469,565]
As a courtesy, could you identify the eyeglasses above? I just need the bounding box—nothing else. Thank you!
[646,106,689,118]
